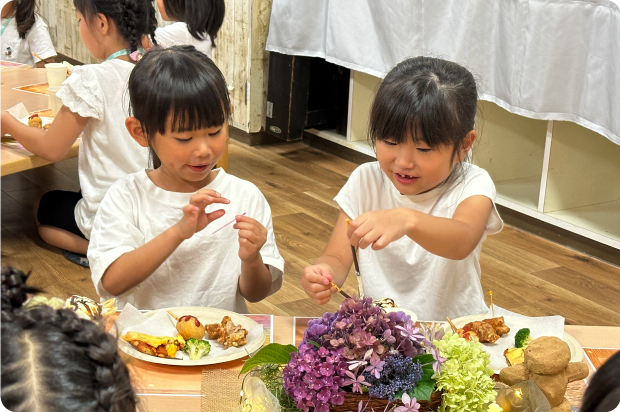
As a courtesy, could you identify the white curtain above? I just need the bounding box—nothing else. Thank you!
[266,0,620,145]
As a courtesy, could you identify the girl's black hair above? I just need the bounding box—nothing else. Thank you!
[369,57,478,187]
[581,350,620,412]
[13,0,37,39]
[1,266,137,412]
[161,0,225,46]
[74,0,158,54]
[127,45,231,169]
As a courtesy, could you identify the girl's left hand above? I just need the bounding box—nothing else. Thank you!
[347,208,415,250]
[234,215,267,262]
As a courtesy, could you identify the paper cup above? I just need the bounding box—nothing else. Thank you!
[48,86,63,116]
[45,63,67,87]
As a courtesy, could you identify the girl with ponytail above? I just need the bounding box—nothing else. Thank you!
[1,266,136,412]
[153,0,225,58]
[1,0,57,67]
[1,0,158,267]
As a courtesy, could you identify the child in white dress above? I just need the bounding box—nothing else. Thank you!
[301,57,504,321]
[1,0,56,67]
[88,46,284,311]
[153,0,224,58]
[0,0,158,267]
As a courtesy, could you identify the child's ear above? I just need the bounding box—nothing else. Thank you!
[96,13,109,35]
[459,130,477,161]
[125,117,148,147]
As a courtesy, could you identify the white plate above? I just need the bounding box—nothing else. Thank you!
[383,307,418,323]
[117,306,265,366]
[442,314,584,373]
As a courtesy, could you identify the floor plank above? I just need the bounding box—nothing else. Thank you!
[2,140,619,326]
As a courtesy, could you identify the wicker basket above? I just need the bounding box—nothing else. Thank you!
[331,390,442,411]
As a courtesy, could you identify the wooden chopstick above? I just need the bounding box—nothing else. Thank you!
[31,52,44,62]
[167,310,179,320]
[446,316,457,333]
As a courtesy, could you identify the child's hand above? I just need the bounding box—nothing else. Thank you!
[234,215,267,262]
[348,208,414,250]
[301,263,335,305]
[174,189,229,239]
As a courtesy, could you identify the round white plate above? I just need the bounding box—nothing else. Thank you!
[117,306,265,366]
[383,307,418,323]
[442,314,583,373]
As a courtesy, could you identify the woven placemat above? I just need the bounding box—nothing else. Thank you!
[201,369,243,412]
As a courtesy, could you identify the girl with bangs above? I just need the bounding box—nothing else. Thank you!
[87,46,284,311]
[301,57,503,321]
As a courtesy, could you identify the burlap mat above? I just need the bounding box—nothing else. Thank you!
[201,369,243,412]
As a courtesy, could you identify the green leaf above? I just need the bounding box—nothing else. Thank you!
[307,339,321,349]
[240,343,298,375]
[412,353,434,365]
[407,378,436,402]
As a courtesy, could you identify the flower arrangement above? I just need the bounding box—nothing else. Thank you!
[240,297,497,412]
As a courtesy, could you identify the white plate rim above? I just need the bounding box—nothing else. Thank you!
[117,306,265,366]
[442,314,584,372]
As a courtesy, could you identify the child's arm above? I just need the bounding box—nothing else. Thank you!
[301,210,354,305]
[100,190,228,296]
[348,195,493,260]
[234,215,274,302]
[0,107,87,162]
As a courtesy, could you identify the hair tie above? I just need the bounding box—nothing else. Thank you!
[129,50,141,62]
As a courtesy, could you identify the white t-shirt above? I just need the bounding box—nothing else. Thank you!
[154,22,212,58]
[1,14,56,66]
[88,168,285,312]
[334,162,504,321]
[56,59,149,239]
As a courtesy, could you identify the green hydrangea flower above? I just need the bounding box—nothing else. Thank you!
[432,332,496,412]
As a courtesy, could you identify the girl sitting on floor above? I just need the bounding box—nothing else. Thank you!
[1,0,56,67]
[153,0,224,58]
[0,0,158,267]
[88,45,284,311]
[1,266,136,412]
[301,56,504,321]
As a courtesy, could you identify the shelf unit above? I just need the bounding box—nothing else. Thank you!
[305,70,620,251]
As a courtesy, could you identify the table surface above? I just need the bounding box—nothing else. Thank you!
[119,315,619,411]
[1,68,79,176]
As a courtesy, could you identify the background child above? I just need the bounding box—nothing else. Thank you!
[0,0,158,267]
[1,266,136,412]
[153,0,224,57]
[301,57,503,321]
[581,350,620,412]
[88,45,284,312]
[1,0,56,67]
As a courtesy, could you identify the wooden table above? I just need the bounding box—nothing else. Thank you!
[1,68,80,176]
[121,316,619,411]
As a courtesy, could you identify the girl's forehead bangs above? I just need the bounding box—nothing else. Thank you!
[165,82,228,134]
[373,84,430,145]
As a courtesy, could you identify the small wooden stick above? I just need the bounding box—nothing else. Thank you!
[446,316,457,333]
[167,310,179,321]
[329,281,351,299]
[489,290,494,318]
[31,52,44,62]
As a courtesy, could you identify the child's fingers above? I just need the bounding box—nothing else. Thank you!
[358,229,381,249]
[205,209,226,223]
[302,268,332,286]
[190,191,230,207]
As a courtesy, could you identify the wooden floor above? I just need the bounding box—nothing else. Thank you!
[2,140,620,326]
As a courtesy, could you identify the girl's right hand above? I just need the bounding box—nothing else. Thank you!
[174,189,230,239]
[301,263,335,305]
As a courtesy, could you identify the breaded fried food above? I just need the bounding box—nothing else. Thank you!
[206,316,248,348]
[28,114,42,128]
[482,316,510,336]
[176,315,205,340]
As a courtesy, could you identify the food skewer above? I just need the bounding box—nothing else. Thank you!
[446,316,457,333]
[329,281,351,299]
[345,218,364,298]
[31,52,44,62]
[489,290,494,318]
[167,310,179,320]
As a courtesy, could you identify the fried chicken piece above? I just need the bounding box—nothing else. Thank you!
[218,319,248,348]
[462,321,500,343]
[482,316,511,336]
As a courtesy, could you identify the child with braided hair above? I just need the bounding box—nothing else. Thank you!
[153,0,224,58]
[1,0,159,267]
[1,266,136,412]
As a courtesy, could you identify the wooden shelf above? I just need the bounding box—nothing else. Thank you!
[495,176,541,211]
[546,200,620,244]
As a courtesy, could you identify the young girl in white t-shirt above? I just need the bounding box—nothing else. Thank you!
[1,0,56,67]
[301,57,504,321]
[0,0,158,267]
[152,0,224,58]
[87,45,284,311]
